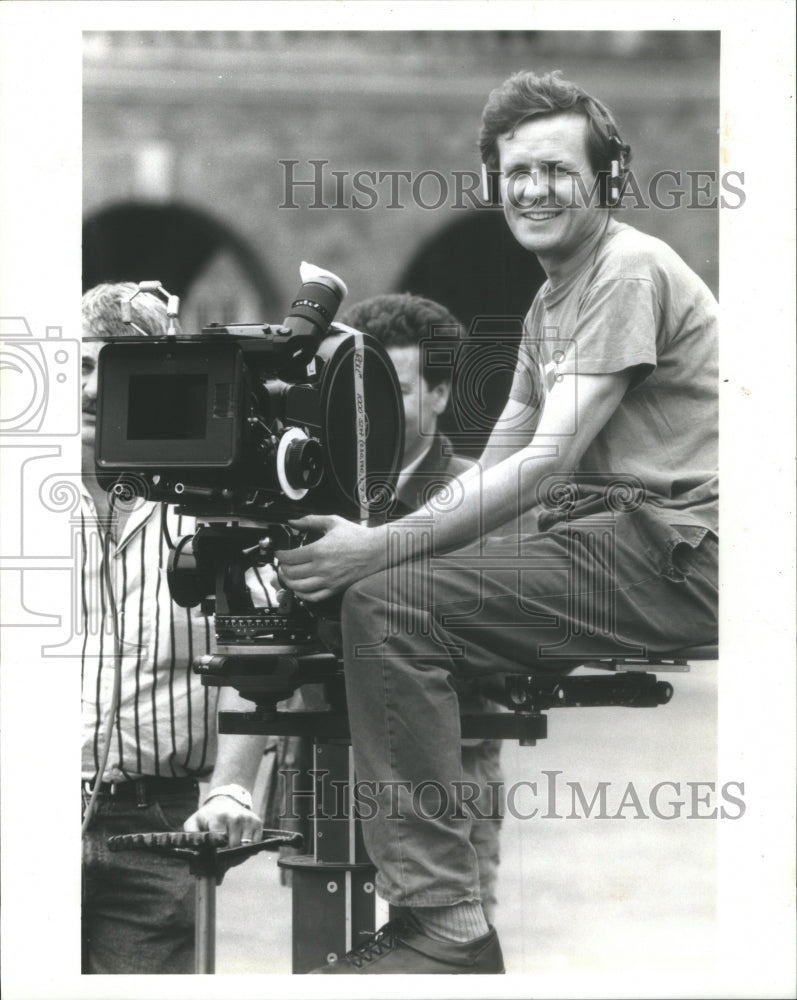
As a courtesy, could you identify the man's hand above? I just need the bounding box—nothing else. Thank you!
[183,795,264,848]
[275,515,386,602]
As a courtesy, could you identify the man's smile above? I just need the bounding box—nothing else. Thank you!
[519,208,563,221]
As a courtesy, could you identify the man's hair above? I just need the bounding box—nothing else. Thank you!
[479,70,632,182]
[340,293,463,389]
[82,282,169,339]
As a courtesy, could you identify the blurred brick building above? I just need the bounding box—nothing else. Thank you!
[83,30,720,444]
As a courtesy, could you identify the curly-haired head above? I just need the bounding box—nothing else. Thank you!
[479,70,631,185]
[340,293,463,389]
[82,282,168,340]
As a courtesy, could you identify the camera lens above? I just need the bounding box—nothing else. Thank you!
[284,435,323,491]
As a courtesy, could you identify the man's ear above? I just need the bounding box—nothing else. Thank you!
[432,381,450,415]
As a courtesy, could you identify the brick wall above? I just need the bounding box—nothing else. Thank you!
[84,30,721,320]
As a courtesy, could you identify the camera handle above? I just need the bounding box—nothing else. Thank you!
[121,281,182,338]
[108,829,302,973]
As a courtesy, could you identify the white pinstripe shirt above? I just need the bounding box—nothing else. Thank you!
[80,492,218,783]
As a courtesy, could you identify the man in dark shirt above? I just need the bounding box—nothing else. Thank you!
[193,294,506,924]
[340,294,505,923]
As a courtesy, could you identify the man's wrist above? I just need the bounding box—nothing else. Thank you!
[378,517,432,565]
[369,523,390,571]
[202,783,253,811]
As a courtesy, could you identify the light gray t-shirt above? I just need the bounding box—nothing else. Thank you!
[509,220,718,532]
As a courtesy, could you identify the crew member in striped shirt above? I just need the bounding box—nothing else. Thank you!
[80,283,266,975]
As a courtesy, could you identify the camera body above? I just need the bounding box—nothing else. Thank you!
[94,275,404,523]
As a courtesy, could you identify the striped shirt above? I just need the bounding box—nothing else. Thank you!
[80,491,218,783]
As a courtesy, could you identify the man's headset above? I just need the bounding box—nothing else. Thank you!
[480,129,630,208]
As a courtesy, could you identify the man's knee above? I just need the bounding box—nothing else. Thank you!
[340,570,395,657]
[342,570,387,624]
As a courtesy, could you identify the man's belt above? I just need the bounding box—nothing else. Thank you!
[82,776,199,806]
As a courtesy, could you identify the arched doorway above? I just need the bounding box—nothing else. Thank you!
[395,210,546,455]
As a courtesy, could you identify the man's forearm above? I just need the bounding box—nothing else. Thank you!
[206,687,270,793]
[275,372,632,601]
[383,370,632,560]
[383,444,559,558]
[184,687,268,842]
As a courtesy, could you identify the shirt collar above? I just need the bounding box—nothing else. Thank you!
[394,437,438,506]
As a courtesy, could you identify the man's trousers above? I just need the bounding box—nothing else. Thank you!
[82,789,198,973]
[340,504,718,906]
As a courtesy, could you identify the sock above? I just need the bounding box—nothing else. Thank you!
[412,901,490,943]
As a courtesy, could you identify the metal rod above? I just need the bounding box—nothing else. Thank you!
[195,874,216,974]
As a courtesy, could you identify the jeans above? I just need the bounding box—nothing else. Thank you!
[81,789,199,974]
[341,505,718,906]
[460,736,503,922]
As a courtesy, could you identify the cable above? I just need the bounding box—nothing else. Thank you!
[160,502,174,551]
[81,496,124,835]
[252,565,275,609]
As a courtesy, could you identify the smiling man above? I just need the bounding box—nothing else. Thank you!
[277,71,719,974]
[498,113,609,266]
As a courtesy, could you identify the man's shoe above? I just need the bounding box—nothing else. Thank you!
[309,916,505,974]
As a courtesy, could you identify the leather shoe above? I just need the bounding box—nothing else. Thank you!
[309,916,505,974]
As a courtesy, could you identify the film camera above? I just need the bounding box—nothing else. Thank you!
[92,263,404,701]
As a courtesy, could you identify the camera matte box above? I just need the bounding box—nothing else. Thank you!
[95,340,244,470]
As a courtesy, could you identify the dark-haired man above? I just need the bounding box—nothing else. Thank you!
[188,293,506,923]
[341,293,470,510]
[340,294,505,922]
[277,70,719,974]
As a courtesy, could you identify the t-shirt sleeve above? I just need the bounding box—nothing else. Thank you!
[507,324,539,405]
[508,303,546,406]
[560,277,660,383]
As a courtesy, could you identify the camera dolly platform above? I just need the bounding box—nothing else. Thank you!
[198,642,716,973]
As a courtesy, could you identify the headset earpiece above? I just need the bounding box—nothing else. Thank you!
[481,162,490,202]
[607,134,628,206]
[481,163,501,206]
